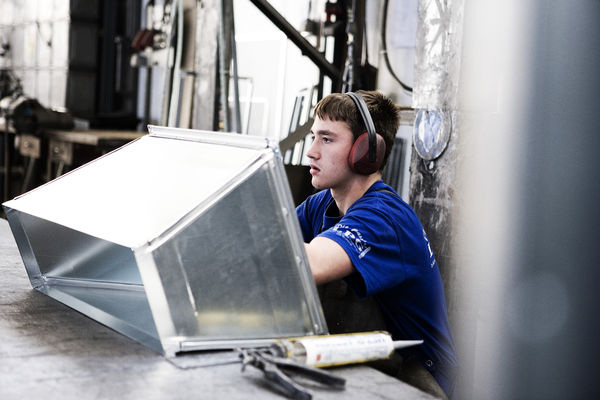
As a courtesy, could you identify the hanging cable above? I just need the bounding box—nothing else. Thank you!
[341,0,356,92]
[381,0,412,93]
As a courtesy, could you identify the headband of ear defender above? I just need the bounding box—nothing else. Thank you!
[346,92,386,175]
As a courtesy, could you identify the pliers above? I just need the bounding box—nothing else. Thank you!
[239,348,346,400]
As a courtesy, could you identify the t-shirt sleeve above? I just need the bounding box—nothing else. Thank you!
[318,200,426,297]
[296,199,315,243]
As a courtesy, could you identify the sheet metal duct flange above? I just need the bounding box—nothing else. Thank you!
[2,125,327,356]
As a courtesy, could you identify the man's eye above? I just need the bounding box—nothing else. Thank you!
[323,137,331,143]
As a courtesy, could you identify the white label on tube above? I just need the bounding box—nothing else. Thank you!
[298,333,395,367]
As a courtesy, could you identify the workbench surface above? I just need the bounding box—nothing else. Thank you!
[0,218,433,400]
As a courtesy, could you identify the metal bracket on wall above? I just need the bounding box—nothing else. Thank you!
[279,119,313,156]
[412,108,451,161]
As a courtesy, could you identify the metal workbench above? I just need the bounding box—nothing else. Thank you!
[0,218,433,400]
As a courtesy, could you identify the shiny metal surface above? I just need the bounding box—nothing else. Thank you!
[413,0,464,109]
[2,126,327,356]
[413,108,451,160]
[0,217,437,400]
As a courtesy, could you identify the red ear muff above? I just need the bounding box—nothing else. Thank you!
[345,92,387,175]
[348,132,386,174]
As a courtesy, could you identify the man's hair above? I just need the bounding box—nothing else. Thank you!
[312,90,400,170]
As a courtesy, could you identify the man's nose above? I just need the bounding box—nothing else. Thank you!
[306,139,318,159]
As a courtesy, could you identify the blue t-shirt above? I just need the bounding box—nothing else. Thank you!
[296,180,458,397]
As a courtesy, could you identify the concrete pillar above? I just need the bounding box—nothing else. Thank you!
[409,0,464,328]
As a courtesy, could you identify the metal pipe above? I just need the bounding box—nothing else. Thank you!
[218,0,230,131]
[160,1,175,125]
[229,0,242,133]
[248,0,340,83]
[167,0,184,127]
[2,113,8,201]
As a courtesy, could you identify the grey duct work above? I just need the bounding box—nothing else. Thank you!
[3,126,327,356]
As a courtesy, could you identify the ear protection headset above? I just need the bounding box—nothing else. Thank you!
[346,92,386,175]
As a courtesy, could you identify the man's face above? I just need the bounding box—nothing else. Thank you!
[306,115,355,191]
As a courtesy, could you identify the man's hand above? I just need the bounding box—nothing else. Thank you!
[304,237,354,285]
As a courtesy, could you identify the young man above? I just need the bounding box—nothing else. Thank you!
[296,91,458,399]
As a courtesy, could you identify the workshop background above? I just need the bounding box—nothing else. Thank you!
[1,0,599,399]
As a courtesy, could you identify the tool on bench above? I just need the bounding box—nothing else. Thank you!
[238,331,423,399]
[240,348,345,400]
